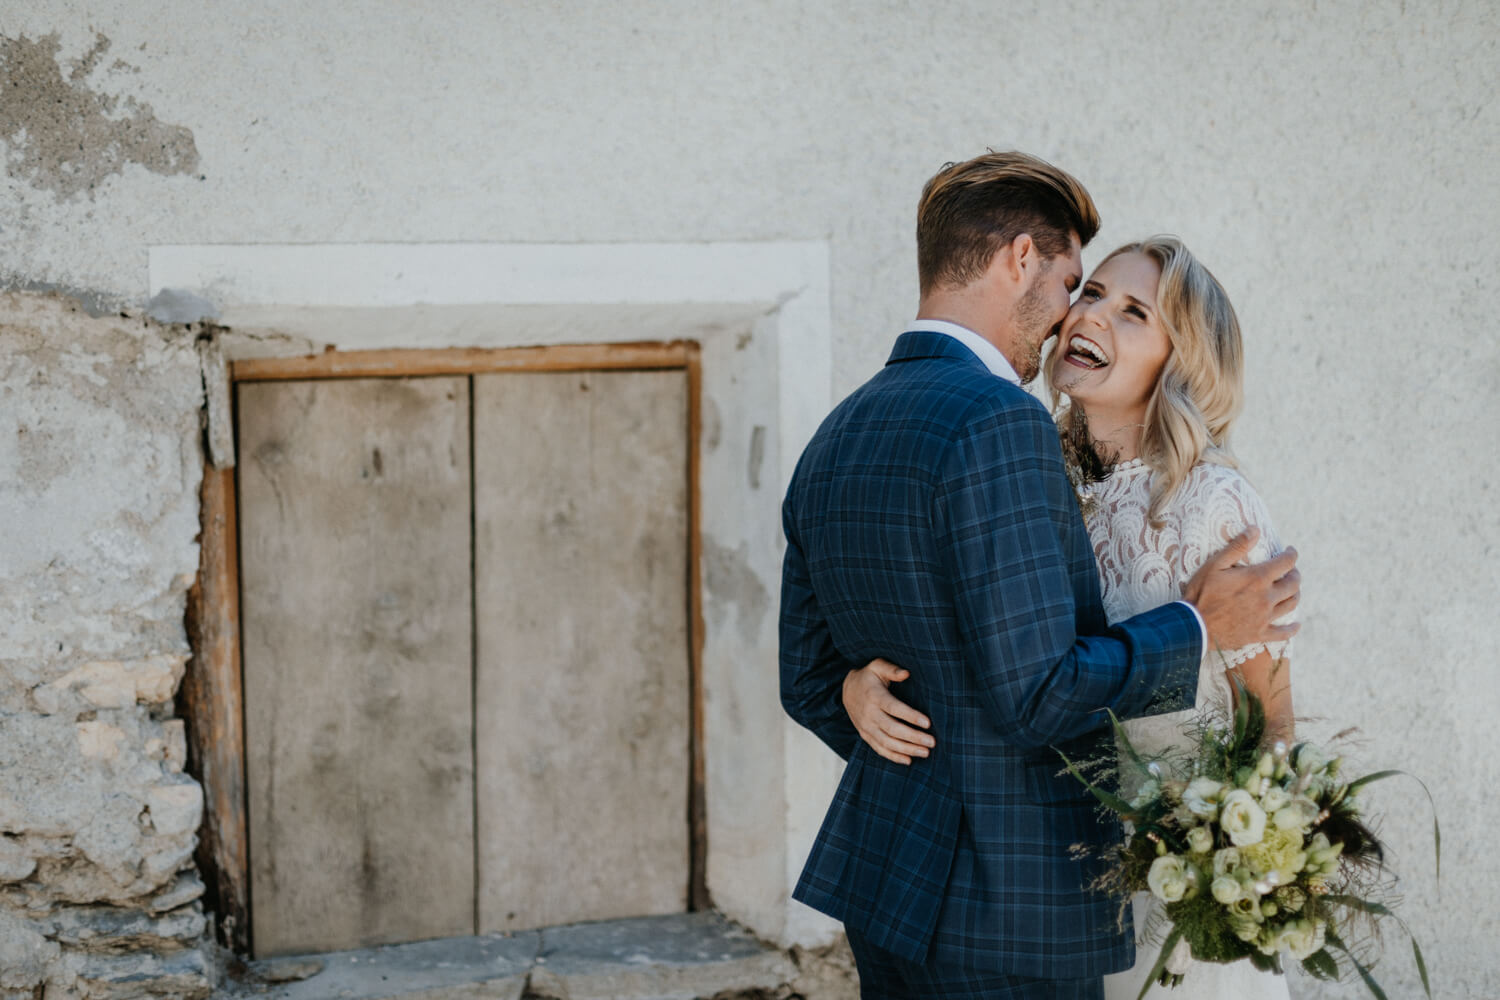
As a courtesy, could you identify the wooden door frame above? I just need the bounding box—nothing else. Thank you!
[184,341,706,955]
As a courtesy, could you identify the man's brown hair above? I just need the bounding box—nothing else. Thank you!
[916,151,1100,295]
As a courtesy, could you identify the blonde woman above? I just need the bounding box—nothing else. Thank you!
[844,237,1296,998]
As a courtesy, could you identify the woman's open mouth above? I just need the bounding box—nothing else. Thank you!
[1063,335,1109,370]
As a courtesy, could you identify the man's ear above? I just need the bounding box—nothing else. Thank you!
[987,234,1034,292]
[1010,233,1038,277]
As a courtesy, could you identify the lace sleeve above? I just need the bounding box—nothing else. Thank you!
[1175,466,1296,671]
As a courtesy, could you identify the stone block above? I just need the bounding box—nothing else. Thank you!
[75,723,127,762]
[0,838,37,883]
[43,903,206,953]
[0,908,62,990]
[72,947,213,999]
[147,872,204,915]
[41,656,188,713]
[529,913,796,1000]
[143,784,201,838]
[238,931,539,1000]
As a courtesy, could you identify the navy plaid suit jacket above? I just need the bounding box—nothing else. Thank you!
[780,331,1203,979]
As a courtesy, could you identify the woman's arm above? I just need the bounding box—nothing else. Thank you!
[1227,648,1294,745]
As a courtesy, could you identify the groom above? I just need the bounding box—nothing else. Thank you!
[779,152,1300,999]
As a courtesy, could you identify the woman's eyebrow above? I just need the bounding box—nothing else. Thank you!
[1124,294,1154,314]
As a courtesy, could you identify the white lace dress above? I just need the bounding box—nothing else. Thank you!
[1088,459,1294,1000]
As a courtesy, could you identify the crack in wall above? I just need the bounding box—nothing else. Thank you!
[0,32,200,200]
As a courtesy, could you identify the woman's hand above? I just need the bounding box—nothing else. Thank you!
[842,658,935,765]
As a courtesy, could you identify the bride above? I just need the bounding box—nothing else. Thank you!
[843,235,1296,998]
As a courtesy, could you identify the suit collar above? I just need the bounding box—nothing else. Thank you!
[887,328,1018,383]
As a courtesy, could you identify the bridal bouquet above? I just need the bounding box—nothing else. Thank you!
[1061,682,1438,999]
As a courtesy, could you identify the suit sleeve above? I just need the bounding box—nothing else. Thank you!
[934,393,1203,749]
[779,495,860,760]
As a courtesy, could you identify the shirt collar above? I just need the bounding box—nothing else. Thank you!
[906,320,1021,384]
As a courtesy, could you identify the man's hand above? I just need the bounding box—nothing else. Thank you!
[1183,527,1301,652]
[842,658,934,765]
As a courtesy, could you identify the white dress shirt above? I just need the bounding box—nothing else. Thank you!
[907,319,1021,383]
[907,319,1210,659]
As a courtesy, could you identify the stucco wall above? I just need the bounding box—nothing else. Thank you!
[1,2,1495,997]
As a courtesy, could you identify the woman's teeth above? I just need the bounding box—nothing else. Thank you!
[1067,335,1108,369]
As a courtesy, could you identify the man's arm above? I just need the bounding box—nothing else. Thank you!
[779,497,860,759]
[849,525,1301,763]
[934,394,1203,749]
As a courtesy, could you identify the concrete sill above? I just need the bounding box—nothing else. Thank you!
[227,911,799,1000]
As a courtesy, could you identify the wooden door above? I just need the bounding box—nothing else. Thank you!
[473,370,691,931]
[238,377,475,955]
[233,360,692,956]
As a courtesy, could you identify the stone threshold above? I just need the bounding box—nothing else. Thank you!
[226,911,799,1000]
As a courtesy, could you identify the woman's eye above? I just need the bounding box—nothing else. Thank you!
[1125,305,1146,320]
[1080,288,1100,300]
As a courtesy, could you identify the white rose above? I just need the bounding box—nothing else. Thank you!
[1187,825,1214,854]
[1260,786,1290,813]
[1272,795,1320,833]
[1293,743,1328,775]
[1219,789,1268,847]
[1278,918,1328,960]
[1147,854,1194,904]
[1256,922,1285,956]
[1129,778,1161,811]
[1231,895,1263,920]
[1211,875,1242,904]
[1183,777,1224,819]
[1212,847,1242,878]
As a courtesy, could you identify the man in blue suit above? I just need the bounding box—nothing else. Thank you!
[779,152,1300,999]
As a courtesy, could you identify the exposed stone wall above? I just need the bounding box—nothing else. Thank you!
[0,293,212,997]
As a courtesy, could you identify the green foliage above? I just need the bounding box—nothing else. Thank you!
[1326,930,1389,1000]
[1134,926,1184,1000]
[1225,673,1266,774]
[1164,893,1252,964]
[1345,769,1442,881]
[1302,948,1340,981]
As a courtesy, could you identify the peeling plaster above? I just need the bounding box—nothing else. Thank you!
[702,538,771,646]
[0,275,125,318]
[0,32,200,200]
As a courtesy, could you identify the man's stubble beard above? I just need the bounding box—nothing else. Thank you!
[1010,277,1057,385]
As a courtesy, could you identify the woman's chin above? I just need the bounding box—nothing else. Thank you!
[1052,371,1098,403]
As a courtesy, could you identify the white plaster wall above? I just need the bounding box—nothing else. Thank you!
[2,2,1496,995]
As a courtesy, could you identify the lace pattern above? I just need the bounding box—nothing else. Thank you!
[1081,460,1294,755]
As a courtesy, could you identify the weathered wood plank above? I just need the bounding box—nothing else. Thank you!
[473,370,691,932]
[181,462,250,952]
[238,377,474,956]
[684,347,708,912]
[233,342,692,382]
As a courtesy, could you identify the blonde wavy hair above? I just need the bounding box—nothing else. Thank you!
[1053,235,1245,524]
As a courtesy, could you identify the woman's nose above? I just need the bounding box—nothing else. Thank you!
[1081,299,1108,328]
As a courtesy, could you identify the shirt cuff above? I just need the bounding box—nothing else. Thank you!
[1176,600,1209,662]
